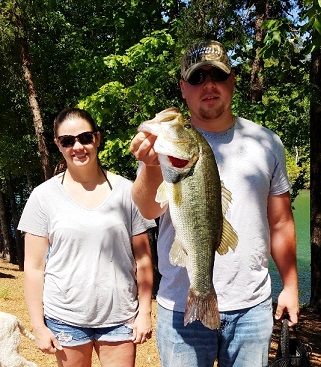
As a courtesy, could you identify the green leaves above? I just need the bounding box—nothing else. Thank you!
[78,30,181,178]
[260,18,296,59]
[0,0,313,197]
[301,0,321,50]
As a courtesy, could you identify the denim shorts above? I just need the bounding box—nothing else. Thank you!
[45,317,133,347]
[156,296,273,367]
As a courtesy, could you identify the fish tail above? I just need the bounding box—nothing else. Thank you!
[184,288,220,330]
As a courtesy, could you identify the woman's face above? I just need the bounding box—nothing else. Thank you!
[54,117,101,169]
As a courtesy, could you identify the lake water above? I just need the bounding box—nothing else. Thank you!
[270,189,310,305]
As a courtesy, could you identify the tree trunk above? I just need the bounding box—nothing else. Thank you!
[167,0,180,24]
[0,191,12,262]
[6,175,24,270]
[310,41,321,313]
[14,10,53,181]
[250,0,268,103]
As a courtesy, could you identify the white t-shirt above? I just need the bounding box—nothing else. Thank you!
[18,174,155,327]
[156,117,291,312]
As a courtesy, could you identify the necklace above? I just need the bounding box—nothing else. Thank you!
[61,166,112,190]
[200,116,237,139]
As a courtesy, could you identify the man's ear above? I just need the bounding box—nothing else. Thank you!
[180,79,186,99]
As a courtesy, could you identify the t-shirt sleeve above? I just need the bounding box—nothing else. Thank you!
[269,134,291,195]
[131,201,156,236]
[18,188,49,237]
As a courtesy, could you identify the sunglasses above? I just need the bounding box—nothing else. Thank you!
[57,131,97,148]
[187,68,230,85]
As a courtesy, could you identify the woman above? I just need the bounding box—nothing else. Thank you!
[19,107,155,367]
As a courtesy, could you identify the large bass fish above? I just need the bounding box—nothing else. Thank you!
[138,107,238,329]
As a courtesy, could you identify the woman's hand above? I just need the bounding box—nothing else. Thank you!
[33,325,63,354]
[131,311,152,344]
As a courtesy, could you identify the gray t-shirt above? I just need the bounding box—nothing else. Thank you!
[18,174,155,327]
[156,117,291,312]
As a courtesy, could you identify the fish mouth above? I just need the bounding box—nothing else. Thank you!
[159,154,197,183]
[168,156,190,168]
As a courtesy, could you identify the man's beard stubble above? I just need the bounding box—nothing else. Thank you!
[199,105,225,121]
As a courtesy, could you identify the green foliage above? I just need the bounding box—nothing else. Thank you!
[175,0,244,47]
[301,0,321,50]
[260,18,295,59]
[78,30,182,179]
[0,0,313,230]
[99,136,138,180]
[0,0,178,189]
[233,6,311,191]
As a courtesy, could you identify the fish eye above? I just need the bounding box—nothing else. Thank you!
[184,123,192,129]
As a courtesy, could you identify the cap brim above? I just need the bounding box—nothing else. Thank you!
[183,61,231,81]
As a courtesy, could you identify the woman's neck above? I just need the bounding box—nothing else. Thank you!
[63,165,106,189]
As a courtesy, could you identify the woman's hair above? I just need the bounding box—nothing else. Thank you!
[53,107,99,175]
[54,107,98,138]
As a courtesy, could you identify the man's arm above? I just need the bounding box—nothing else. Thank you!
[268,192,299,326]
[130,131,167,219]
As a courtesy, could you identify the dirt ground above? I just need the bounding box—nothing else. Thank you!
[1,259,320,367]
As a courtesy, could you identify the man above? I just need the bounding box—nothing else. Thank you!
[130,39,299,367]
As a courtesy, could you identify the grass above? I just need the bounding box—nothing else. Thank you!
[0,286,10,300]
[0,259,160,367]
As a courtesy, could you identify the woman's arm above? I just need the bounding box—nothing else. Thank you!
[131,231,153,344]
[24,233,62,353]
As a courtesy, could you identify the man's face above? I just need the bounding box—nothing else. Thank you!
[180,66,235,125]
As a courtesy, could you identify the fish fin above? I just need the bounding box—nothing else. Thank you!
[184,288,220,330]
[173,181,182,206]
[221,181,233,216]
[217,181,238,255]
[217,217,238,255]
[155,182,169,208]
[169,238,188,266]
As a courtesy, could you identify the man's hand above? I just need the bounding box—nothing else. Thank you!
[275,288,299,327]
[130,131,159,165]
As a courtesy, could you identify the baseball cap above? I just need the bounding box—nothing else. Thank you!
[181,40,231,81]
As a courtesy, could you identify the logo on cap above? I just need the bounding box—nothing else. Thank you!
[181,40,231,81]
